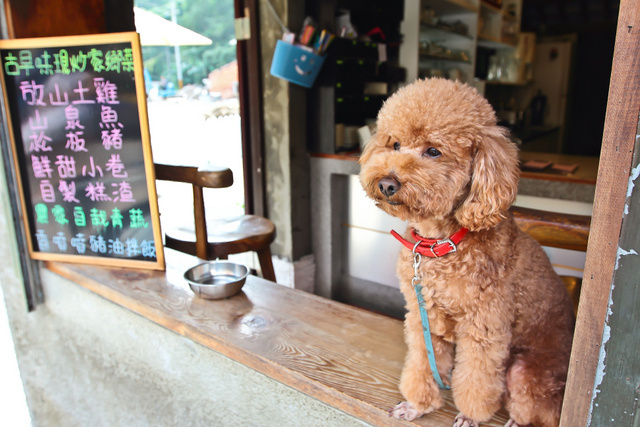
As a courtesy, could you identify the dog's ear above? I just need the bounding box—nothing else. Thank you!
[358,131,382,167]
[455,128,519,231]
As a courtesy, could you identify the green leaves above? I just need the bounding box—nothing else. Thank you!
[136,0,236,86]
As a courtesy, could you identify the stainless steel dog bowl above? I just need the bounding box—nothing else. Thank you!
[184,261,249,300]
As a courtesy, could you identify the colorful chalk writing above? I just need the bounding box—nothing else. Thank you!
[0,34,162,268]
[3,47,134,77]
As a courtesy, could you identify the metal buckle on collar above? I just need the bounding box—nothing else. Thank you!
[430,238,457,257]
[412,240,422,287]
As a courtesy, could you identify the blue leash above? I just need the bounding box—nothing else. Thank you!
[411,243,450,390]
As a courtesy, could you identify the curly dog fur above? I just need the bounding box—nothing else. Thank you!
[359,78,575,427]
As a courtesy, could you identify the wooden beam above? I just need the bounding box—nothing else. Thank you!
[4,0,105,38]
[560,0,640,424]
[590,110,640,425]
[235,0,266,217]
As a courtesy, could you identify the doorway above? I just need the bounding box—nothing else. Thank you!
[133,0,247,244]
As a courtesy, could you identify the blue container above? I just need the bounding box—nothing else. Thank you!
[270,40,326,88]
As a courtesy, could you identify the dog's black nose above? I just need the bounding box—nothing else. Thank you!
[378,177,401,197]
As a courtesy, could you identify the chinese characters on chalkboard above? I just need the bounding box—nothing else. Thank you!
[0,33,164,269]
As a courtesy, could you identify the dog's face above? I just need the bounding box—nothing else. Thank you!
[359,78,520,231]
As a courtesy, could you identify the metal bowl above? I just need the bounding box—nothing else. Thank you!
[184,261,249,300]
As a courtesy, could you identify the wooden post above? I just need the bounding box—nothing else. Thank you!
[560,0,640,424]
[4,0,105,38]
[590,119,640,424]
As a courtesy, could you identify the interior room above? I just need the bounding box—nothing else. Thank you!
[308,0,617,318]
[0,0,637,426]
[308,0,618,157]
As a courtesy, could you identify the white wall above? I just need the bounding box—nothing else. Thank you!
[344,175,591,288]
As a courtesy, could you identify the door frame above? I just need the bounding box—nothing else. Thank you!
[234,0,265,217]
[560,0,640,424]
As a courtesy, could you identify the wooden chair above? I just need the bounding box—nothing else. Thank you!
[510,205,591,313]
[154,163,277,282]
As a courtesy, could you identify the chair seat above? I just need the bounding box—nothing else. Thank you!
[154,162,277,282]
[164,214,276,260]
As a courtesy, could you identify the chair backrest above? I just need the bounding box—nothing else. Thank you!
[510,205,591,252]
[154,163,234,259]
[510,205,591,313]
[154,163,234,188]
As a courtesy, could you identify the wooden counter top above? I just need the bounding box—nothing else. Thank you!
[518,152,599,185]
[46,249,509,426]
[311,151,599,185]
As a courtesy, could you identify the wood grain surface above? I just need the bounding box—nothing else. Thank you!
[46,249,510,426]
[510,206,591,252]
[310,152,599,185]
[561,0,640,424]
[518,152,599,185]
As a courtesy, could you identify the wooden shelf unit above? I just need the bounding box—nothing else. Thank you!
[401,0,523,84]
[478,0,520,47]
[401,0,480,83]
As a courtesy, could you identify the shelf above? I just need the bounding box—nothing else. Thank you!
[484,79,531,86]
[420,21,474,39]
[479,0,519,19]
[480,0,503,14]
[423,0,479,14]
[477,0,521,49]
[477,34,516,49]
[400,0,524,99]
[419,50,472,63]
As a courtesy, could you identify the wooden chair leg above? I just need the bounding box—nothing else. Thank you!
[257,247,276,282]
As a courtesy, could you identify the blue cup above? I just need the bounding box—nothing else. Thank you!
[270,40,326,88]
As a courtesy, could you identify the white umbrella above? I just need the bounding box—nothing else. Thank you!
[134,7,212,46]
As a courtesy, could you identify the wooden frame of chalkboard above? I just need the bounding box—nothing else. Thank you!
[0,32,165,270]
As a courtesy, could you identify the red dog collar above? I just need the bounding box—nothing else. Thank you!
[391,227,468,257]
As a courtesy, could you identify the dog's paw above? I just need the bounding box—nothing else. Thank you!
[453,412,479,427]
[389,401,424,421]
[504,419,522,427]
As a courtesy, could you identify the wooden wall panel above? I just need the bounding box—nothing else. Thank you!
[5,0,105,38]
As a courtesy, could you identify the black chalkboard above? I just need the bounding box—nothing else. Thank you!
[0,33,164,270]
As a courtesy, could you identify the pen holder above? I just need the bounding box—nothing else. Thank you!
[270,40,326,88]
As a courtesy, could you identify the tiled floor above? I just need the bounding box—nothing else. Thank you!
[0,286,32,427]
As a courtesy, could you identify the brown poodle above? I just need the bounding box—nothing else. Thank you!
[359,78,575,427]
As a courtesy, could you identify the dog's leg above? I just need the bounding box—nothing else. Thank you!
[456,412,523,427]
[453,412,480,427]
[390,308,451,421]
[450,314,512,425]
[504,354,566,427]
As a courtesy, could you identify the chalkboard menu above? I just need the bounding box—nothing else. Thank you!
[0,32,164,270]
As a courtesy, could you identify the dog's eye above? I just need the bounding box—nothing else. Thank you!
[424,147,441,158]
[393,142,400,151]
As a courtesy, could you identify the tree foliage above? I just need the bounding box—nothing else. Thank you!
[135,0,236,86]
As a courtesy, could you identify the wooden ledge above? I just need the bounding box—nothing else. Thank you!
[45,249,509,426]
[310,151,600,185]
